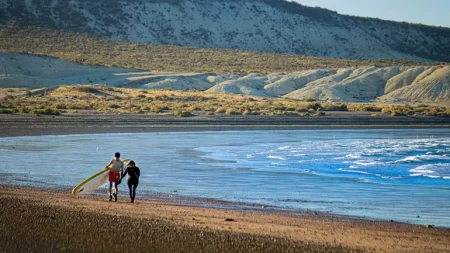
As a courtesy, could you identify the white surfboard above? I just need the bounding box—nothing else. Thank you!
[72,158,130,195]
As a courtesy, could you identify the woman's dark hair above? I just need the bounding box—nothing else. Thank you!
[115,152,120,158]
[128,160,135,165]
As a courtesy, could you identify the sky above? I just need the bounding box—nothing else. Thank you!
[293,0,450,28]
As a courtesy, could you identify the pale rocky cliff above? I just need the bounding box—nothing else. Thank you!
[1,0,449,61]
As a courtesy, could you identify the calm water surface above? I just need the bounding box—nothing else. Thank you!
[1,128,449,227]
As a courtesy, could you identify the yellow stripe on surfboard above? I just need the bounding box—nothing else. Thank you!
[71,158,130,195]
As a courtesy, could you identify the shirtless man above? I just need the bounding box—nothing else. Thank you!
[106,152,124,202]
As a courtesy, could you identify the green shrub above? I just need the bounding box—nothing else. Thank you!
[314,111,326,116]
[33,107,61,115]
[73,86,101,94]
[215,107,227,113]
[390,111,403,116]
[306,102,322,110]
[15,106,28,113]
[321,103,348,111]
[226,109,242,115]
[0,108,14,114]
[187,105,201,111]
[173,110,194,117]
[296,107,308,112]
[55,103,68,109]
[152,105,168,113]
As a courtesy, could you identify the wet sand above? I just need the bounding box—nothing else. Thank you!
[1,112,449,137]
[1,113,450,252]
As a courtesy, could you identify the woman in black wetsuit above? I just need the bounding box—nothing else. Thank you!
[121,160,140,203]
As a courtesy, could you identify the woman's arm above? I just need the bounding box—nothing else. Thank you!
[121,168,129,180]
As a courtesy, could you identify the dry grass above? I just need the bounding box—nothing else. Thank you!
[1,86,448,117]
[0,24,441,74]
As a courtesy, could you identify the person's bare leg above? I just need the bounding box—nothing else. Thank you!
[113,183,118,201]
[108,182,113,201]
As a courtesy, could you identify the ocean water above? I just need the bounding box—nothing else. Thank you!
[1,128,449,227]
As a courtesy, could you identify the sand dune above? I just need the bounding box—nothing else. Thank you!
[0,52,141,88]
[207,73,270,97]
[379,66,450,104]
[1,53,449,105]
[263,70,331,97]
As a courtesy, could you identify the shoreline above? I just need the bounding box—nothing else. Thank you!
[1,113,450,137]
[2,185,450,253]
[2,114,450,252]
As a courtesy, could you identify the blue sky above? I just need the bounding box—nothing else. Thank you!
[293,0,450,28]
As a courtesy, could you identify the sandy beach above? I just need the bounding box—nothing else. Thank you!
[1,113,450,253]
[1,185,450,253]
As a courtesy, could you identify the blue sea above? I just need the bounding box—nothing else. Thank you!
[1,128,449,227]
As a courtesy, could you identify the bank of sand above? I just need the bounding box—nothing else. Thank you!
[1,114,450,252]
[1,186,450,253]
[1,112,450,137]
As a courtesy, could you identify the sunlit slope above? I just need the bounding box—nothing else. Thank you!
[1,25,431,74]
[1,53,449,106]
[378,66,450,105]
[1,0,449,61]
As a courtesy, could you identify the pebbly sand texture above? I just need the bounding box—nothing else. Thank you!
[1,186,450,253]
[1,114,450,252]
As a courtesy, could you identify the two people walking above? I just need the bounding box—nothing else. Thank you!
[106,152,140,203]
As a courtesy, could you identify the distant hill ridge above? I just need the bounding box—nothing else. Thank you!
[1,0,449,62]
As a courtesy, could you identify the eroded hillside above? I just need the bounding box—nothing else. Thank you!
[1,53,449,106]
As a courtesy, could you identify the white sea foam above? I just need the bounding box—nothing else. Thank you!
[267,155,286,160]
[354,160,385,166]
[396,155,449,163]
[297,158,325,164]
[271,162,287,166]
[396,156,422,163]
[339,168,371,175]
[410,168,435,174]
[409,164,450,179]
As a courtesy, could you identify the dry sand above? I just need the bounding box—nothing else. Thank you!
[1,114,450,252]
[1,186,450,253]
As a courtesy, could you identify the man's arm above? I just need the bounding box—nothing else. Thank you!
[104,159,113,170]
